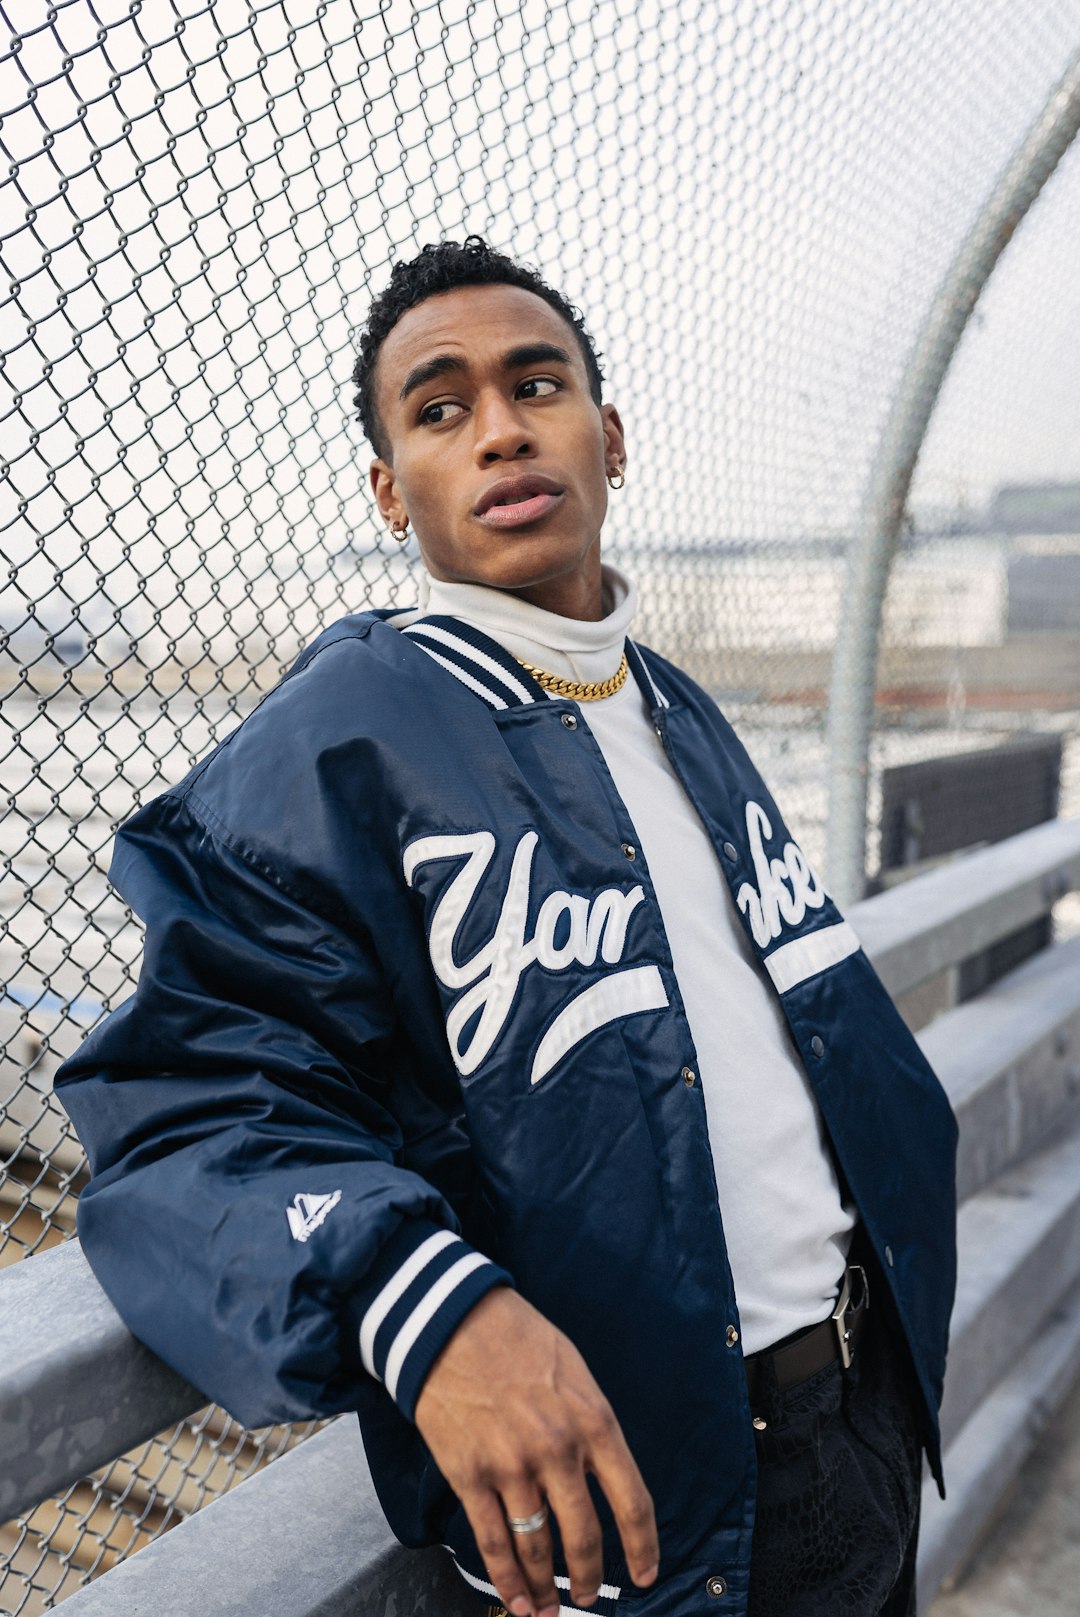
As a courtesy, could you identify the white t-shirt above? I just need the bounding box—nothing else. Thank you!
[421,564,854,1352]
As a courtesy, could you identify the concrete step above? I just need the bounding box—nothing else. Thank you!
[919,933,1080,1203]
[849,815,1080,999]
[942,1117,1080,1449]
[918,1276,1080,1609]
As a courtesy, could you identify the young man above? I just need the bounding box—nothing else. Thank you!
[57,238,957,1617]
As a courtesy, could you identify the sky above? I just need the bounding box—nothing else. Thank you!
[2,0,1079,660]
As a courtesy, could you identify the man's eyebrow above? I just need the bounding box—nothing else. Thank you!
[399,354,465,404]
[501,342,573,371]
[398,342,574,405]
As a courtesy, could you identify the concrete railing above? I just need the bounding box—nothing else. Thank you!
[3,816,1080,1613]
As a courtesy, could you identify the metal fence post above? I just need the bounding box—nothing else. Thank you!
[825,46,1080,908]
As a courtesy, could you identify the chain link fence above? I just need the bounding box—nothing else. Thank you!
[3,0,1080,1608]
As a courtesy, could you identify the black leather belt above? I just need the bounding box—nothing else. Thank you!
[744,1263,869,1406]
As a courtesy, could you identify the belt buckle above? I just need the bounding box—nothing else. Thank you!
[831,1264,869,1370]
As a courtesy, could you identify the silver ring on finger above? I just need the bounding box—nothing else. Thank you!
[505,1504,549,1535]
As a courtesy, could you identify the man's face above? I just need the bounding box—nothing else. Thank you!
[369,283,624,617]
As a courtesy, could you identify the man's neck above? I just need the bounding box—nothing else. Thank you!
[502,570,603,621]
[425,537,605,622]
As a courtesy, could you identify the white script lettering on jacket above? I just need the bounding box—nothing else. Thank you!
[403,830,667,1085]
[735,799,826,949]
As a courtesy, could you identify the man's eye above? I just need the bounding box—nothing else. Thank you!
[420,400,465,425]
[517,377,559,399]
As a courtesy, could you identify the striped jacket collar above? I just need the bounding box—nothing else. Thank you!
[377,607,671,715]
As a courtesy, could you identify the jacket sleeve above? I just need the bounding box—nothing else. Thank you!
[54,790,511,1429]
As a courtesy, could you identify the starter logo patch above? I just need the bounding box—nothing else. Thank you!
[286,1190,342,1243]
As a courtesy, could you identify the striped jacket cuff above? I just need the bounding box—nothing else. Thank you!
[355,1221,512,1421]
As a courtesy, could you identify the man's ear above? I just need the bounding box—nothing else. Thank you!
[370,458,405,529]
[600,404,627,474]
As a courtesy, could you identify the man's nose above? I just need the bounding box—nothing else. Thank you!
[473,393,536,464]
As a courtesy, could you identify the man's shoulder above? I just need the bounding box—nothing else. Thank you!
[110,607,448,908]
[143,608,436,829]
[281,606,411,685]
[221,605,428,733]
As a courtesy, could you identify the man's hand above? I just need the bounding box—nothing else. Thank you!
[413,1287,659,1617]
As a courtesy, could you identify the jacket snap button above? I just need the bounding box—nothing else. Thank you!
[706,1574,728,1597]
[681,1066,697,1087]
[722,841,738,860]
[561,712,578,730]
[810,1035,825,1057]
[621,842,636,860]
[885,1244,895,1267]
[725,1325,739,1347]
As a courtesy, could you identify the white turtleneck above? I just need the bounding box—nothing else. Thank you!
[420,565,854,1354]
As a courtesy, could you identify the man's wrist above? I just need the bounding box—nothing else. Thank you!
[353,1218,513,1420]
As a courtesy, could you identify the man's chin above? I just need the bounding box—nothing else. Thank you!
[416,514,604,595]
[478,532,600,587]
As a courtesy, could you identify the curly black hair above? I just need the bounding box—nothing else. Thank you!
[352,236,604,461]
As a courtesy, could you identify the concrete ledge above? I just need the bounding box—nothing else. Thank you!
[55,1416,473,1617]
[0,1240,204,1522]
[917,1277,1080,1608]
[941,1119,1080,1448]
[849,815,1080,996]
[921,933,1080,1203]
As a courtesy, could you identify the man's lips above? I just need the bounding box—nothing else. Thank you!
[474,475,565,527]
[477,491,563,528]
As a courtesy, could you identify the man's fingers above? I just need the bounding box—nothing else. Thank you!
[543,1473,606,1609]
[461,1491,538,1617]
[501,1489,560,1617]
[462,1486,566,1617]
[414,1296,660,1608]
[583,1411,659,1588]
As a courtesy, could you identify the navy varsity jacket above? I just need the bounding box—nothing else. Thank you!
[56,606,958,1617]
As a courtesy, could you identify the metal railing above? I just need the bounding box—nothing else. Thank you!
[825,43,1080,904]
[3,819,1079,1611]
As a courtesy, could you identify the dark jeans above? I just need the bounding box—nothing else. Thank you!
[746,1301,923,1617]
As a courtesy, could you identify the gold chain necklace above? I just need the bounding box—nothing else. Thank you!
[516,651,629,702]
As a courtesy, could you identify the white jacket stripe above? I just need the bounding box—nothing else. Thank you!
[531,964,669,1086]
[358,1228,461,1377]
[384,1251,491,1402]
[404,622,536,704]
[763,920,861,994]
[629,641,669,708]
[403,641,510,709]
[445,1550,622,1604]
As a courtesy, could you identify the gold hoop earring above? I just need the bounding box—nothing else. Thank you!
[607,466,625,490]
[389,519,409,543]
